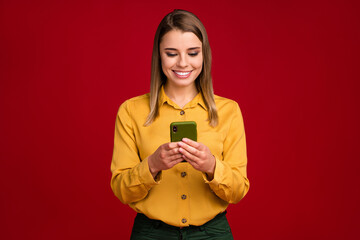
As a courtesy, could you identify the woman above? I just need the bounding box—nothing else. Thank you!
[111,9,249,240]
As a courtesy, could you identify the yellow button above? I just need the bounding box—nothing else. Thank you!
[182,218,187,224]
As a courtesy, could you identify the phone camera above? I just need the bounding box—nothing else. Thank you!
[173,126,177,132]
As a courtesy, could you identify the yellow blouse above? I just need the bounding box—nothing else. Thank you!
[110,87,249,227]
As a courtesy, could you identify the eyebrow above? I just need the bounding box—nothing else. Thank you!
[164,47,201,51]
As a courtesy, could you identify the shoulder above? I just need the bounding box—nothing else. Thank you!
[122,93,150,105]
[118,93,150,116]
[120,93,149,108]
[213,95,245,131]
[214,95,244,123]
[214,95,240,110]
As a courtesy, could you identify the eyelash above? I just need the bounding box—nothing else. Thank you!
[165,52,199,57]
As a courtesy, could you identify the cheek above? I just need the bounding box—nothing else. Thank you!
[160,55,175,70]
[161,63,172,78]
[193,56,203,70]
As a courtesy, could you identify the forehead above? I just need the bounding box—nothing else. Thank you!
[160,30,202,49]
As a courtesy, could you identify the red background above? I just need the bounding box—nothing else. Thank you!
[1,0,359,239]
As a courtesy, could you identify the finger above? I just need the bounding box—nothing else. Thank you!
[182,138,200,149]
[169,153,183,162]
[178,142,198,156]
[182,154,199,168]
[168,147,180,155]
[179,146,199,162]
[161,148,179,160]
[170,157,186,167]
[166,142,179,150]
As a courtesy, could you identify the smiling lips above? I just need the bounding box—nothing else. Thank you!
[173,70,192,79]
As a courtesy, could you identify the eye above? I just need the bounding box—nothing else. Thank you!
[188,52,199,57]
[166,52,177,57]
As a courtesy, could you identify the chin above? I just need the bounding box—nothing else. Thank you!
[171,79,196,88]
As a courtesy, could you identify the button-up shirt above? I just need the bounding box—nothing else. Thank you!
[111,87,249,227]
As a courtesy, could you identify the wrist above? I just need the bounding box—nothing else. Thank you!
[148,155,159,178]
[205,156,216,180]
[205,172,214,181]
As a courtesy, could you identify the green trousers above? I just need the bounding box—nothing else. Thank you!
[130,211,234,240]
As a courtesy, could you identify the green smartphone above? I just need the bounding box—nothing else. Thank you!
[170,121,197,142]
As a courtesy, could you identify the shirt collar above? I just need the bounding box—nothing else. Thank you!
[159,86,208,111]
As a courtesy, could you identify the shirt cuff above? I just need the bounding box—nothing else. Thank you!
[138,157,162,189]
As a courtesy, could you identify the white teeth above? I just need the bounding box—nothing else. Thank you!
[174,71,191,76]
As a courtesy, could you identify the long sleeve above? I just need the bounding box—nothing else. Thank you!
[204,102,250,204]
[110,101,159,205]
[110,91,249,227]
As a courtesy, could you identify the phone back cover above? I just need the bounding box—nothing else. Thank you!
[170,121,197,142]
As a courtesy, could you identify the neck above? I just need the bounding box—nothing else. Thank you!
[164,83,198,108]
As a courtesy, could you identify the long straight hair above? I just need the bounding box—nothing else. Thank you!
[145,9,218,127]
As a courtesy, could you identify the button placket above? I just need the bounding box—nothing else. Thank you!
[179,165,189,226]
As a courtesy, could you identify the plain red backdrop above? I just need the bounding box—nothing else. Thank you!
[1,0,359,239]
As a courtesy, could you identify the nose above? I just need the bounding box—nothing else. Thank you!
[177,54,188,68]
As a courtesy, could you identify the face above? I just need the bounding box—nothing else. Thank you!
[159,30,203,89]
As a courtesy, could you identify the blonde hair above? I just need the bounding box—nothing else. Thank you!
[145,9,218,127]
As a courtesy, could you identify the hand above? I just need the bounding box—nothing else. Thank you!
[177,138,216,180]
[148,142,184,178]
